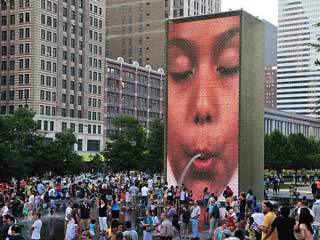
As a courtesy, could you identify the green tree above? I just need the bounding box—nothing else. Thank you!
[0,108,44,178]
[144,119,164,173]
[46,130,86,175]
[103,115,146,172]
[264,130,290,173]
[288,133,313,172]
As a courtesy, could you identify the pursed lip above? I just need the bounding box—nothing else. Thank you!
[186,148,220,161]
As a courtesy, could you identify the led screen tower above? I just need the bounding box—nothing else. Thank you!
[166,11,265,200]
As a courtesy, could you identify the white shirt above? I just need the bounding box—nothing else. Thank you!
[65,206,72,221]
[180,191,186,201]
[31,219,42,240]
[251,212,264,226]
[147,179,153,189]
[190,205,201,219]
[141,186,149,197]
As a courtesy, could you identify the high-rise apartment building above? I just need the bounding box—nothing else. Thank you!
[277,0,320,117]
[0,0,105,152]
[105,57,164,138]
[105,0,221,69]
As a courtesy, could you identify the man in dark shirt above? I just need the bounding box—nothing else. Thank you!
[263,206,296,240]
[79,199,91,231]
[0,215,10,240]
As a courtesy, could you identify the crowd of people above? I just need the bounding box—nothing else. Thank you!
[0,173,320,240]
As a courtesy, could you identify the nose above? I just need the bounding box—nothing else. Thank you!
[192,73,217,125]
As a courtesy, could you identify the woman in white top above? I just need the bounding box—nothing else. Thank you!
[65,214,75,240]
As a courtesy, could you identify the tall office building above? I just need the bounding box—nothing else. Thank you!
[263,20,277,66]
[105,0,221,69]
[277,0,320,117]
[0,0,105,152]
[265,65,277,109]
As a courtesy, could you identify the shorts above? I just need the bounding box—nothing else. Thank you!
[98,216,108,231]
[181,222,189,230]
[112,210,120,219]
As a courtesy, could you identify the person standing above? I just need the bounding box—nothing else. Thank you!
[98,198,108,235]
[190,200,201,240]
[141,185,149,208]
[79,199,91,231]
[295,208,313,240]
[260,201,278,240]
[129,183,138,209]
[10,225,25,240]
[65,214,76,240]
[181,206,190,239]
[262,206,295,240]
[31,212,42,240]
[312,194,320,237]
[123,221,138,240]
[142,210,153,240]
[159,212,174,240]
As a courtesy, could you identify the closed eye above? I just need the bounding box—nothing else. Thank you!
[216,66,239,75]
[170,69,193,82]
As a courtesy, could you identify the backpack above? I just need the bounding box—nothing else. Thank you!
[212,205,220,219]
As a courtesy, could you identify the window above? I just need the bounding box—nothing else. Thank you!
[19,13,23,23]
[77,139,83,151]
[87,140,100,151]
[61,122,67,132]
[78,124,83,133]
[2,31,7,41]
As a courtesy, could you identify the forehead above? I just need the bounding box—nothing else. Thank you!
[168,16,240,40]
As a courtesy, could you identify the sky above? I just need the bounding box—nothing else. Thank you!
[222,0,278,26]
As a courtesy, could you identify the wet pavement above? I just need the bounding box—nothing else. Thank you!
[18,201,151,240]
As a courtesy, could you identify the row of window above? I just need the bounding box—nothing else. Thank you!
[88,111,101,121]
[1,43,29,56]
[89,30,102,43]
[1,0,29,10]
[89,4,102,15]
[61,94,82,105]
[89,17,102,29]
[89,58,102,69]
[0,89,29,101]
[41,60,56,73]
[1,59,30,71]
[40,90,56,102]
[89,44,102,55]
[62,36,83,49]
[1,12,30,25]
[88,84,102,95]
[88,98,101,108]
[41,0,57,13]
[40,75,56,87]
[41,14,57,28]
[40,105,56,116]
[1,28,30,41]
[88,71,102,82]
[0,74,29,86]
[62,65,83,78]
[41,29,57,43]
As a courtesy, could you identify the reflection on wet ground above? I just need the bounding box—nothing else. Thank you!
[19,204,148,240]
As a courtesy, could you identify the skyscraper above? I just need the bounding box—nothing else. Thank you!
[277,0,320,117]
[0,0,105,152]
[105,0,221,69]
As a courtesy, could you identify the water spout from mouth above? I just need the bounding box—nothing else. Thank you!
[178,153,202,185]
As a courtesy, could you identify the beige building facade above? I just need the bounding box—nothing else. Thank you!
[0,0,105,153]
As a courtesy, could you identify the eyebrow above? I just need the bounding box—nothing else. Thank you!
[168,26,240,61]
[167,38,195,60]
[213,27,240,60]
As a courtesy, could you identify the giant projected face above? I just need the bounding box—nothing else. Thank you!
[167,16,240,199]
